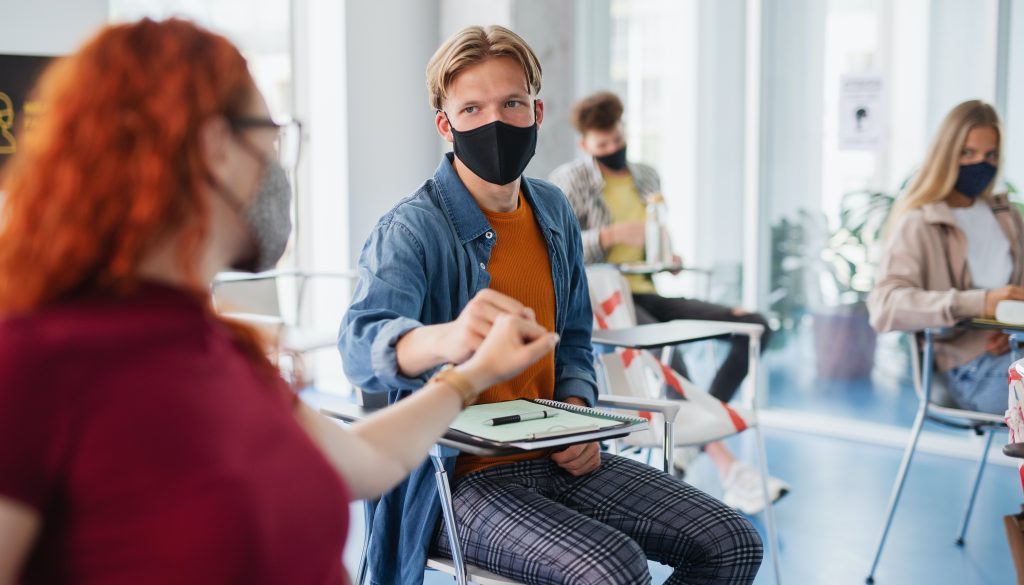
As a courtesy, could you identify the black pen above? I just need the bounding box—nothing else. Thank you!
[483,410,557,426]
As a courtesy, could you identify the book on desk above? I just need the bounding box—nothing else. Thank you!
[446,398,648,451]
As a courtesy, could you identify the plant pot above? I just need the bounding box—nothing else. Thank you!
[811,303,877,379]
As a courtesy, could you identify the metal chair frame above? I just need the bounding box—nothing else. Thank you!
[866,328,1009,583]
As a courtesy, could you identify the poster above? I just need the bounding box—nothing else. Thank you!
[838,74,885,151]
[0,55,53,171]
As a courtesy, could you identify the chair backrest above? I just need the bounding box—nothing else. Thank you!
[586,264,638,331]
[907,332,954,407]
[909,331,1005,424]
[597,348,752,447]
[585,264,754,447]
[212,276,282,318]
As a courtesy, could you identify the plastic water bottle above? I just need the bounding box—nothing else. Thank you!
[644,193,672,265]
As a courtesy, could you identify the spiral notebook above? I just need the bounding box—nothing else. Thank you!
[447,398,647,447]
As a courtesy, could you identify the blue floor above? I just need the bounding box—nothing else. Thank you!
[331,328,1021,584]
[760,331,922,428]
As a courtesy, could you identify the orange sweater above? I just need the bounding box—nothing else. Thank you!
[455,192,556,479]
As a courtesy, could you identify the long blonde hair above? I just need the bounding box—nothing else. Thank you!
[888,100,1003,232]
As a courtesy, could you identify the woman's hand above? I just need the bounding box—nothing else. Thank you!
[983,285,1024,318]
[456,314,558,395]
[440,289,536,364]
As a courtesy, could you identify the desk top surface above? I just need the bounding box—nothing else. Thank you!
[318,400,638,456]
[319,402,520,456]
[963,317,1024,333]
[592,319,763,349]
[616,262,684,275]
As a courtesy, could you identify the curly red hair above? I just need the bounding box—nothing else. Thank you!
[0,18,278,375]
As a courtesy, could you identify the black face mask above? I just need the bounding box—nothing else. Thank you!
[954,161,997,198]
[443,107,538,185]
[595,145,627,171]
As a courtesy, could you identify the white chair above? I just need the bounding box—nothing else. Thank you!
[587,265,759,454]
[212,269,357,383]
[586,264,782,585]
[865,329,1008,583]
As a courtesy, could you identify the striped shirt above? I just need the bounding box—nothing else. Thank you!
[548,156,662,264]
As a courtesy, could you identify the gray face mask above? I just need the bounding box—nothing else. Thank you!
[232,159,293,272]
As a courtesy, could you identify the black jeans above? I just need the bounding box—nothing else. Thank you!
[632,294,772,404]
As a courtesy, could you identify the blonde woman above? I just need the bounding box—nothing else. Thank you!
[869,100,1024,414]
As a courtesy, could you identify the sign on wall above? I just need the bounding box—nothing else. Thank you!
[838,74,885,151]
[0,55,52,171]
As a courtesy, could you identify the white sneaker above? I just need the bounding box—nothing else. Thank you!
[672,446,701,475]
[721,461,790,515]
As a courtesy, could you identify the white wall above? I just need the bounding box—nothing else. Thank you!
[345,0,441,266]
[2,1,108,55]
[1005,0,1024,191]
[927,0,1000,136]
[696,0,747,289]
[512,0,578,179]
[886,0,930,188]
[441,0,512,36]
[760,0,827,223]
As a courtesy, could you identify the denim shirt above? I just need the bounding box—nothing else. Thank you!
[338,153,597,585]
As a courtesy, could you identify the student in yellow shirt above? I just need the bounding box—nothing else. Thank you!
[550,91,788,514]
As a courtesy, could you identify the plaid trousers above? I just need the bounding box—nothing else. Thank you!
[432,453,763,585]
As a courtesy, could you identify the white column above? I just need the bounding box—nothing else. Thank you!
[926,0,1000,134]
[294,0,441,392]
[748,0,827,310]
[573,0,613,100]
[345,0,442,267]
[696,0,747,299]
[886,0,930,189]
[512,0,577,178]
[1004,0,1024,191]
[742,0,763,311]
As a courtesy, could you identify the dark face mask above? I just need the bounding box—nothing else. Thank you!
[955,161,997,198]
[443,106,538,185]
[595,144,628,171]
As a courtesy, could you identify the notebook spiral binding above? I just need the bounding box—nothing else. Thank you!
[533,399,647,425]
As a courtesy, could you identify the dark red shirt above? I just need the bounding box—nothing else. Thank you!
[0,283,349,584]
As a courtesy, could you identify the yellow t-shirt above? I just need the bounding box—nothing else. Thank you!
[602,173,656,293]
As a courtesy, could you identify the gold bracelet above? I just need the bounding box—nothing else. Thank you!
[429,364,478,408]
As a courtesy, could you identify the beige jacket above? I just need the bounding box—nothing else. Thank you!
[867,194,1024,371]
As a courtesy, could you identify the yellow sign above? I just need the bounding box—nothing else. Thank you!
[0,92,14,155]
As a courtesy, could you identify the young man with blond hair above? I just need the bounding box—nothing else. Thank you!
[339,26,763,585]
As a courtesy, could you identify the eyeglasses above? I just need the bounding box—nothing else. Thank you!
[228,116,304,171]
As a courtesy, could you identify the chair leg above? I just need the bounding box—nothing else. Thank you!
[356,500,374,585]
[746,333,782,585]
[608,438,621,456]
[663,418,675,474]
[955,428,995,546]
[753,424,783,585]
[431,450,469,585]
[865,401,928,583]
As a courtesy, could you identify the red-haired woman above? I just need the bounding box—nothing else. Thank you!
[0,18,556,584]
